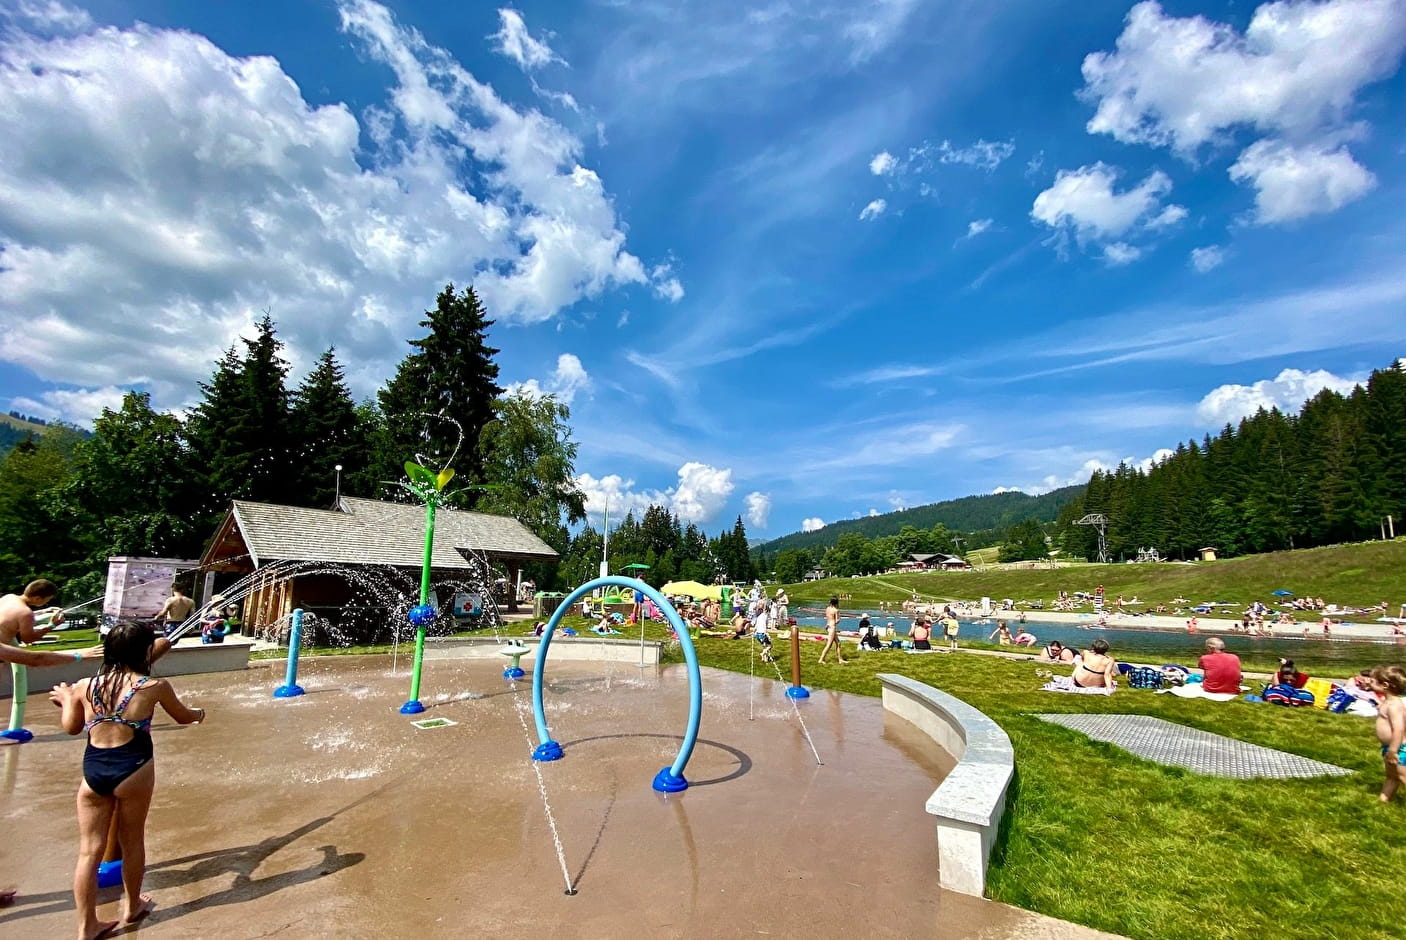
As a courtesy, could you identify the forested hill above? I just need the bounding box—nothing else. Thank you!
[0,412,81,456]
[757,485,1084,554]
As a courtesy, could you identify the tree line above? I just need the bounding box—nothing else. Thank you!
[554,505,758,592]
[1055,359,1406,561]
[0,286,576,596]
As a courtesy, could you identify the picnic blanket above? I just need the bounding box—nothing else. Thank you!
[1164,684,1239,702]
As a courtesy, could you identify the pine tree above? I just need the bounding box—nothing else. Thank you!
[375,284,502,497]
[186,315,293,510]
[289,348,369,508]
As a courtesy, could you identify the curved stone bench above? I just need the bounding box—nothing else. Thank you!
[876,673,1014,897]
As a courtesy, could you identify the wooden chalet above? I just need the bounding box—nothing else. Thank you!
[200,497,558,630]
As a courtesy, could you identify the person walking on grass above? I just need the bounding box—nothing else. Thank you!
[49,621,206,940]
[817,596,847,665]
[1371,665,1406,804]
[942,615,960,650]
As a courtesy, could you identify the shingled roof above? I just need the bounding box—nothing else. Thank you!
[201,497,558,570]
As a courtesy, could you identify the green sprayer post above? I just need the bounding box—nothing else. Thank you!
[405,500,437,708]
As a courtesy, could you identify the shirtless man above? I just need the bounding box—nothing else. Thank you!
[0,579,85,669]
[817,596,847,665]
[156,585,195,639]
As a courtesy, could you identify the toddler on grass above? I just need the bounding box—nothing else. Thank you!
[1371,665,1406,803]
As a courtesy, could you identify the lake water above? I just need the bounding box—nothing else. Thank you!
[791,614,1401,666]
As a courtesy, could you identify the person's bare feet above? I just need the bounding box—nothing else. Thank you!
[79,919,119,940]
[121,893,154,924]
[0,889,15,907]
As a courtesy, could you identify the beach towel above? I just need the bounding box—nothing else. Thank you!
[1302,677,1335,709]
[1263,684,1316,707]
[1041,676,1115,695]
[1165,684,1238,702]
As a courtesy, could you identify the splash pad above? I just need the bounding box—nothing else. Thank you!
[0,654,1031,937]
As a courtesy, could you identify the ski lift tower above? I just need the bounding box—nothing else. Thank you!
[1074,513,1109,564]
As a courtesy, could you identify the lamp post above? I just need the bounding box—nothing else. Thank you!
[334,464,343,508]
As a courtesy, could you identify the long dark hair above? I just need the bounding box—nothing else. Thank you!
[91,621,156,713]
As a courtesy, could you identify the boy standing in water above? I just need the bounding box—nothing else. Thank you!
[1371,665,1406,803]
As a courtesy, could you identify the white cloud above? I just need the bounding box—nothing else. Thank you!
[575,461,735,524]
[869,151,898,176]
[489,8,563,71]
[964,218,994,239]
[1135,448,1176,472]
[991,486,1024,494]
[0,2,656,408]
[1189,245,1225,272]
[1031,163,1185,261]
[832,364,943,387]
[1,0,93,33]
[858,198,888,221]
[1032,163,1181,242]
[1102,242,1142,265]
[1196,367,1365,425]
[9,385,126,425]
[867,508,880,516]
[844,0,924,63]
[886,493,908,510]
[505,353,592,405]
[937,138,1015,171]
[745,491,771,528]
[801,517,826,532]
[649,263,686,302]
[1228,139,1377,223]
[1082,0,1406,154]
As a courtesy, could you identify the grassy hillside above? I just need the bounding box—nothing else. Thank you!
[784,538,1406,612]
[0,411,87,458]
[757,484,1083,554]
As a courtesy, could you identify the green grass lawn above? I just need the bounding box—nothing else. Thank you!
[787,538,1406,618]
[674,632,1403,940]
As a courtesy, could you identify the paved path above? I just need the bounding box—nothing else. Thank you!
[1036,713,1353,779]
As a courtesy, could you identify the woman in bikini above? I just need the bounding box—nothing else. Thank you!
[1072,638,1117,689]
[50,621,206,940]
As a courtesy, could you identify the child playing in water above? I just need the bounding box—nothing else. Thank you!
[1371,665,1406,803]
[49,621,206,939]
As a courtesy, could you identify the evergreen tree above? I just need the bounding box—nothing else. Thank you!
[186,315,293,511]
[376,284,502,497]
[289,348,369,508]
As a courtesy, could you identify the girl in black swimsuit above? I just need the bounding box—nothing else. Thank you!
[51,621,206,939]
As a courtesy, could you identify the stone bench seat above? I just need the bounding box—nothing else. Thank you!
[876,673,1014,896]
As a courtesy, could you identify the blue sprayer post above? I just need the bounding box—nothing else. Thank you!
[274,608,306,698]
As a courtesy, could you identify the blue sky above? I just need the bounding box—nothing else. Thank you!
[1,0,1404,538]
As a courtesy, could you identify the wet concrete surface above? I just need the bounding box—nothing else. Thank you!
[1,657,1118,939]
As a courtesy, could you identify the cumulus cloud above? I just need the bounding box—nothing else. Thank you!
[801,517,826,532]
[505,353,591,405]
[867,508,880,516]
[964,218,994,239]
[1032,164,1182,242]
[489,8,563,71]
[649,263,685,302]
[1082,0,1406,154]
[0,2,656,408]
[1081,1,1404,224]
[10,385,126,425]
[1102,242,1142,266]
[575,461,735,524]
[858,198,887,221]
[869,150,897,175]
[991,486,1024,494]
[1228,140,1377,223]
[1189,245,1225,272]
[1,0,93,33]
[745,491,771,528]
[1196,367,1364,425]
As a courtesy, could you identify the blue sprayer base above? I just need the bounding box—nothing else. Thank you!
[532,740,564,762]
[785,685,811,699]
[96,860,123,889]
[273,684,305,698]
[503,666,525,679]
[399,700,426,715]
[0,728,33,743]
[652,768,689,793]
